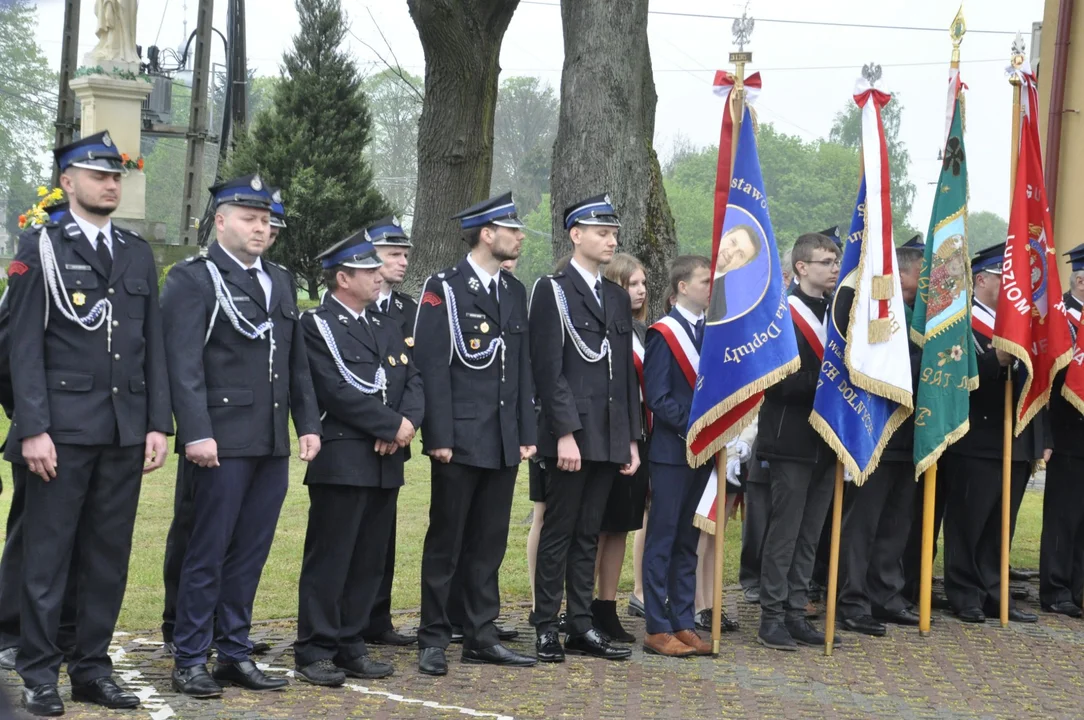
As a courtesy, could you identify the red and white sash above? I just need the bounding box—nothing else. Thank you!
[787,295,827,361]
[650,315,700,388]
[971,302,995,343]
[632,331,652,432]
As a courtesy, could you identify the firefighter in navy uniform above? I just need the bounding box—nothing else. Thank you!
[160,190,289,658]
[529,194,641,663]
[293,235,424,686]
[161,175,322,698]
[361,216,420,647]
[414,193,537,676]
[5,131,172,716]
[941,243,1047,624]
[1039,245,1084,617]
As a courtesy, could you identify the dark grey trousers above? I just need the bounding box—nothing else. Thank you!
[739,463,771,591]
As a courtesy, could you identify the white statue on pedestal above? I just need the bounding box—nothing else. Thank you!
[87,0,141,70]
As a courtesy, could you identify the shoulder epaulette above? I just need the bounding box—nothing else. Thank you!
[116,226,145,241]
[185,255,208,263]
[393,289,417,303]
[306,305,327,315]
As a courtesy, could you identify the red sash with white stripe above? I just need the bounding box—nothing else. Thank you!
[972,303,995,342]
[632,332,652,432]
[649,315,700,388]
[787,295,827,361]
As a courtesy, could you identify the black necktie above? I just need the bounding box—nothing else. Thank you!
[489,279,499,308]
[593,279,604,310]
[694,318,705,349]
[380,298,390,314]
[95,232,113,277]
[247,268,267,310]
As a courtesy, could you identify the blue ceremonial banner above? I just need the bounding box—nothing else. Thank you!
[809,179,911,483]
[686,106,800,466]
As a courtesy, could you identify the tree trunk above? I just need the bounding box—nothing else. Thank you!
[550,0,677,320]
[405,0,520,290]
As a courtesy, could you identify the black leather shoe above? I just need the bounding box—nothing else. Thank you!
[695,608,739,632]
[418,647,448,676]
[536,632,565,663]
[337,655,394,679]
[296,659,345,687]
[1004,607,1039,623]
[71,676,140,709]
[955,606,985,623]
[450,626,464,643]
[873,607,921,626]
[1043,601,1084,618]
[592,599,635,643]
[1010,583,1031,600]
[757,622,797,651]
[786,618,841,647]
[497,624,520,641]
[1009,567,1038,582]
[171,665,223,698]
[0,646,16,670]
[742,586,760,604]
[212,659,288,690]
[251,640,272,655]
[840,615,886,637]
[564,629,631,660]
[627,595,646,618]
[462,643,537,667]
[365,628,417,646]
[23,684,64,717]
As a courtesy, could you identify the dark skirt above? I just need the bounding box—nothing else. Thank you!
[528,456,548,503]
[600,440,650,533]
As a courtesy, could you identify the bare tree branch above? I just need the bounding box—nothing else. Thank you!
[347,10,424,105]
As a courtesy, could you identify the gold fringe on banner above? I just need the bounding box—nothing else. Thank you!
[1062,383,1084,418]
[991,335,1071,437]
[692,513,717,535]
[867,317,893,345]
[913,418,971,479]
[870,274,895,301]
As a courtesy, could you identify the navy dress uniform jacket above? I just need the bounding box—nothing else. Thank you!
[529,270,641,464]
[371,290,418,349]
[159,241,321,457]
[4,213,172,459]
[414,258,536,469]
[301,297,424,488]
[643,308,700,466]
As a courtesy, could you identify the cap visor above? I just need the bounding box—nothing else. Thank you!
[339,258,384,269]
[576,217,621,228]
[68,158,125,174]
[270,217,287,228]
[493,218,526,228]
[371,238,413,248]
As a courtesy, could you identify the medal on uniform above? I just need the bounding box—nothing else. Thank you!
[470,338,481,350]
[405,336,414,347]
[400,353,409,364]
[72,291,86,306]
[388,355,397,366]
[480,321,490,334]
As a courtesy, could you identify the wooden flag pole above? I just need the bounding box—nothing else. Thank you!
[1000,46,1024,629]
[918,465,937,635]
[824,461,845,656]
[711,36,750,655]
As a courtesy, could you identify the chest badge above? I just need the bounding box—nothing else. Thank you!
[400,353,409,365]
[388,355,397,367]
[404,336,415,347]
[470,338,481,350]
[72,291,86,306]
[479,321,490,334]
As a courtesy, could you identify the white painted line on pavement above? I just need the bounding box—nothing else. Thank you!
[344,682,515,720]
[109,637,176,720]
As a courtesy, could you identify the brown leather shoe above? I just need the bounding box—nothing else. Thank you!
[674,629,713,656]
[643,633,696,657]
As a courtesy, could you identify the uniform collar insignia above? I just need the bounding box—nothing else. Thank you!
[501,277,508,289]
[338,314,349,325]
[394,298,403,310]
[468,276,481,291]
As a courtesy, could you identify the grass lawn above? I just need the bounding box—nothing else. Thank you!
[0,410,1047,632]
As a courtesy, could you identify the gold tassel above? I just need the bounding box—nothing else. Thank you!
[868,317,893,344]
[871,274,894,301]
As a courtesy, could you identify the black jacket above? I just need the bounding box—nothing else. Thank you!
[529,267,641,463]
[756,286,831,465]
[301,296,423,488]
[414,258,536,469]
[369,288,419,460]
[160,242,321,457]
[4,214,172,460]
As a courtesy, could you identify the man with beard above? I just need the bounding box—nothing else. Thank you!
[414,193,537,675]
[5,131,172,715]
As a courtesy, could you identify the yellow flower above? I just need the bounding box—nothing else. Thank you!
[48,188,63,202]
[36,186,47,197]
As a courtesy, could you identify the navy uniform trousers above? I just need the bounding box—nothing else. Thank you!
[643,462,711,634]
[1041,453,1084,607]
[173,456,288,668]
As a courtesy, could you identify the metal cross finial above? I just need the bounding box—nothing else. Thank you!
[1011,31,1027,68]
[862,63,883,86]
[732,8,754,52]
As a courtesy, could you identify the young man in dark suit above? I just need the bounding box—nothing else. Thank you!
[293,234,423,686]
[528,194,641,662]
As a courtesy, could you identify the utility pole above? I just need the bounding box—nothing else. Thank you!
[179,0,215,246]
[51,0,81,186]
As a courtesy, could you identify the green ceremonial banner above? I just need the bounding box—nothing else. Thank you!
[909,96,979,477]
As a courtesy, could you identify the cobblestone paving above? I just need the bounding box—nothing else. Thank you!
[3,581,1082,719]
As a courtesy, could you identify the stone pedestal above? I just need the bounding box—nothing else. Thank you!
[69,73,152,222]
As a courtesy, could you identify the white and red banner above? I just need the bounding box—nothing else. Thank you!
[994,67,1073,432]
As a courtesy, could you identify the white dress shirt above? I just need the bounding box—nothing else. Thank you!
[218,245,273,311]
[69,210,113,256]
[466,253,500,301]
[569,257,603,305]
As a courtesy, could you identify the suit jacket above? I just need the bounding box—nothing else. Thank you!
[644,307,703,466]
[946,298,1047,461]
[301,296,423,488]
[369,288,419,460]
[4,213,172,460]
[529,267,640,464]
[160,241,320,458]
[756,286,832,465]
[414,258,535,469]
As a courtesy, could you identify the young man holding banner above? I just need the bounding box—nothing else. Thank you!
[755,232,840,651]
